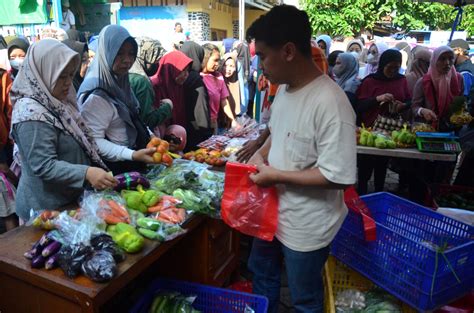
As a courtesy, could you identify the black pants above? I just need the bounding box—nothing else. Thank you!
[357,155,389,195]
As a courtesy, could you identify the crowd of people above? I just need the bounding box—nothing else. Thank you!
[0,4,473,312]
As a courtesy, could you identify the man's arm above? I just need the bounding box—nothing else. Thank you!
[250,165,349,189]
[247,133,271,166]
[236,127,271,163]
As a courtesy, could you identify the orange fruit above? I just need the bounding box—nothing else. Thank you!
[161,140,170,150]
[149,137,161,147]
[157,144,167,154]
[152,152,162,163]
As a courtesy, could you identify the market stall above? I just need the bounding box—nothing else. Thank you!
[0,149,241,313]
[357,145,457,161]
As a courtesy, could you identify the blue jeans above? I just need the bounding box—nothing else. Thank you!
[248,238,329,313]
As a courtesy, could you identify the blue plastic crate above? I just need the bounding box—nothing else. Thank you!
[332,192,473,311]
[130,278,268,313]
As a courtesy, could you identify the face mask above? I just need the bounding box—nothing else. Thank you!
[350,51,360,61]
[367,53,378,65]
[332,65,344,78]
[145,63,159,77]
[9,58,23,70]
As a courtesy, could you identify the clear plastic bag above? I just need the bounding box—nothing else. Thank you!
[221,162,278,241]
[81,250,117,283]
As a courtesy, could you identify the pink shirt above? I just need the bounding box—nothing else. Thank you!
[201,72,229,120]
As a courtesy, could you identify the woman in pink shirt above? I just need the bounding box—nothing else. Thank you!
[200,43,235,133]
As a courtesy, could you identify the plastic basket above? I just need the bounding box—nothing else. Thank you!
[323,256,416,313]
[426,184,474,210]
[130,278,268,313]
[331,192,474,311]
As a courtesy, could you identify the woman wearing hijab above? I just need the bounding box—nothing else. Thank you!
[363,42,389,79]
[327,50,343,79]
[395,42,411,74]
[151,50,192,131]
[128,37,172,132]
[316,34,331,57]
[78,25,156,174]
[346,38,366,76]
[233,41,251,114]
[10,39,116,221]
[180,41,211,150]
[333,52,360,108]
[412,46,464,132]
[221,52,241,120]
[62,39,89,91]
[405,46,432,94]
[356,49,411,195]
[202,43,235,134]
[7,37,30,80]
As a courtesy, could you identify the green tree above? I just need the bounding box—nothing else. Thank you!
[301,0,474,37]
[301,0,379,37]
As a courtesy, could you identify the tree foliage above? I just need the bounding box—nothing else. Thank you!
[301,0,473,37]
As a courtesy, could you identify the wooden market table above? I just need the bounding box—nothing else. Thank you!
[0,215,240,313]
[357,146,457,162]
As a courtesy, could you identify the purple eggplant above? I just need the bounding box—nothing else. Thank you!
[38,232,54,249]
[31,255,46,268]
[45,254,60,270]
[114,171,150,191]
[42,241,62,258]
[24,240,42,259]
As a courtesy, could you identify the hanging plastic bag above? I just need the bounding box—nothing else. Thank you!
[221,162,278,241]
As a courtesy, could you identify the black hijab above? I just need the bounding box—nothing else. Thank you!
[180,41,210,129]
[368,49,404,81]
[181,41,204,72]
[7,37,30,57]
[235,42,251,81]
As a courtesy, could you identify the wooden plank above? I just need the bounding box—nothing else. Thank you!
[357,146,457,162]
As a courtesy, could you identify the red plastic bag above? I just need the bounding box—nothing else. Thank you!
[221,162,279,241]
[344,186,376,241]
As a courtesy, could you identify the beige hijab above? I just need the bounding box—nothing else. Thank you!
[10,39,108,169]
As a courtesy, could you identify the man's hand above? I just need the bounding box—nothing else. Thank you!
[249,163,280,187]
[236,139,262,163]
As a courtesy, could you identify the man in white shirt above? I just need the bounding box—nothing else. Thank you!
[60,0,76,31]
[246,5,357,313]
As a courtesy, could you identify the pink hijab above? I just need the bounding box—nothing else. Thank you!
[165,125,187,152]
[423,46,462,119]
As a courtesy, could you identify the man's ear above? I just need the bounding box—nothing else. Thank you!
[281,42,297,62]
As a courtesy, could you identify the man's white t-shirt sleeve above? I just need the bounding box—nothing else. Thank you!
[315,121,357,185]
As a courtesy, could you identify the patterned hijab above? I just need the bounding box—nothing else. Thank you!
[129,37,166,77]
[10,39,107,169]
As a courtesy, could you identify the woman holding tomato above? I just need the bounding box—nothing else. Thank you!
[78,25,156,174]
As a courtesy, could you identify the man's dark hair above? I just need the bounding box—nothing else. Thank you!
[246,5,312,57]
[175,22,182,27]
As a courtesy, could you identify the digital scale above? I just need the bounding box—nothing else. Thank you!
[415,132,461,153]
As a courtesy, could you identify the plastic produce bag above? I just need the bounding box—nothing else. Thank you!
[81,250,117,283]
[57,243,93,278]
[90,233,125,262]
[221,162,278,241]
